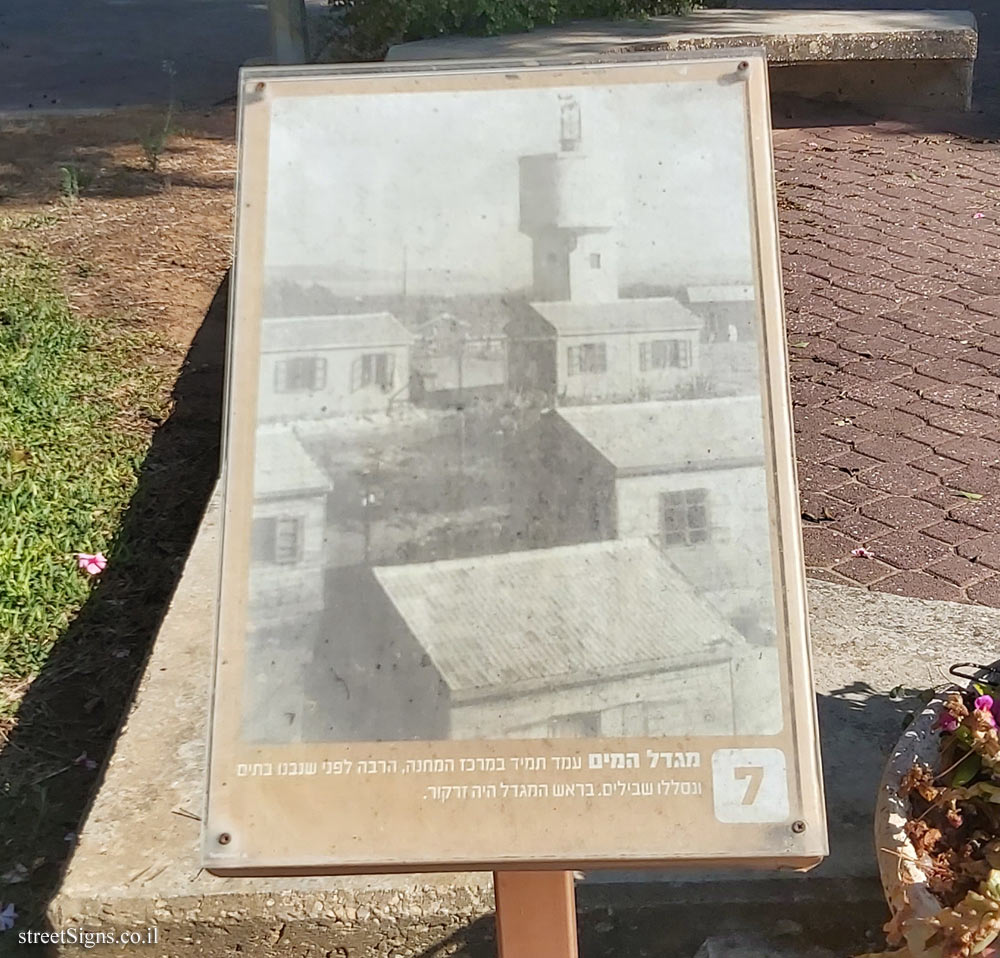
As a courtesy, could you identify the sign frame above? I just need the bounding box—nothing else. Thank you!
[204,50,827,876]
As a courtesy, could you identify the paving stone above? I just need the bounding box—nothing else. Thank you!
[950,498,1000,532]
[915,357,990,384]
[791,380,839,406]
[957,534,1000,571]
[917,383,989,408]
[827,513,892,542]
[852,436,930,464]
[859,496,944,530]
[926,555,990,587]
[850,408,924,436]
[936,437,1000,466]
[911,454,965,477]
[831,556,894,584]
[926,407,1000,436]
[866,532,951,570]
[924,520,984,545]
[828,481,888,507]
[967,576,1000,608]
[943,465,1000,496]
[797,460,854,494]
[842,379,917,409]
[799,492,850,523]
[858,463,937,496]
[904,423,963,447]
[800,526,860,564]
[840,359,910,381]
[871,571,966,602]
[794,436,848,462]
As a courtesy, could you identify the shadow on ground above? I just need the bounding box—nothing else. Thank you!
[0,110,235,204]
[0,273,228,941]
[411,889,888,958]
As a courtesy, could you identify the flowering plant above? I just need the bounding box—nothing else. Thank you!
[870,683,1000,958]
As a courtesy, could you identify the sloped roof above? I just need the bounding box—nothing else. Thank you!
[261,313,414,352]
[253,426,332,499]
[526,297,703,337]
[373,538,742,695]
[556,396,766,473]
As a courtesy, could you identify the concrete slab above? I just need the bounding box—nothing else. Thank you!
[386,10,979,112]
[388,10,978,63]
[47,491,1000,953]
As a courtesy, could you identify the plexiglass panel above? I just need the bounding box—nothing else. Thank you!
[205,53,826,875]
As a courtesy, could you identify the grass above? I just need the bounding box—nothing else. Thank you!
[0,235,169,719]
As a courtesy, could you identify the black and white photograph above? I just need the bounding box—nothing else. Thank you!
[241,75,783,744]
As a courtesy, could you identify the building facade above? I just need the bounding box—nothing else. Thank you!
[258,313,413,421]
[372,539,771,739]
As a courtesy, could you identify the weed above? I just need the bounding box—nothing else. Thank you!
[140,60,177,173]
[58,165,92,203]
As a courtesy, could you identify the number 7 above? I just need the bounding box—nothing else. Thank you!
[735,766,764,806]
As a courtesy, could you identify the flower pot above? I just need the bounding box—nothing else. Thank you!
[875,689,951,952]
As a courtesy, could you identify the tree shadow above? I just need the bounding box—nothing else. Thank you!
[0,272,228,934]
[0,110,235,204]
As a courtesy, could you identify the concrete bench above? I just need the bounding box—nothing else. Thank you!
[387,9,979,113]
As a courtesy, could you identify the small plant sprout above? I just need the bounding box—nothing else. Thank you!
[140,60,177,173]
[58,164,92,203]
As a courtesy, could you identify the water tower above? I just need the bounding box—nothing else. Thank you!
[518,94,621,303]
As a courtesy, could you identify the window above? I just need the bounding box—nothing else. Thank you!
[660,489,710,546]
[589,252,602,269]
[352,352,395,392]
[639,339,691,371]
[252,516,304,565]
[274,356,326,393]
[567,342,607,375]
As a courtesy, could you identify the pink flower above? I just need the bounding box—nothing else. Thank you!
[976,695,998,727]
[974,212,986,219]
[74,552,107,576]
[938,711,959,732]
[851,547,875,559]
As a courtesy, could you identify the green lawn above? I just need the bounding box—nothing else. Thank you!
[0,230,168,718]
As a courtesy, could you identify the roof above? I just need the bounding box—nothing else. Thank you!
[261,313,414,352]
[253,426,332,499]
[526,297,703,337]
[373,538,742,695]
[556,396,766,472]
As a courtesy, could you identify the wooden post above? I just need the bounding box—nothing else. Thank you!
[267,0,310,64]
[494,871,579,958]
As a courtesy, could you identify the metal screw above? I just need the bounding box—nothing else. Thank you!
[218,832,232,845]
[791,820,806,834]
[255,82,266,93]
[737,61,750,72]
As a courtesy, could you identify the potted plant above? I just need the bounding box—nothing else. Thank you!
[872,668,1000,958]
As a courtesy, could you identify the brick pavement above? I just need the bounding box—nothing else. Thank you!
[775,122,1000,604]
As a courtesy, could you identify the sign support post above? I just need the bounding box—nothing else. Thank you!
[494,870,579,958]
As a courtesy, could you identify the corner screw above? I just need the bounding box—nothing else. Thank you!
[255,82,266,93]
[218,832,232,845]
[737,61,750,72]
[791,820,806,834]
